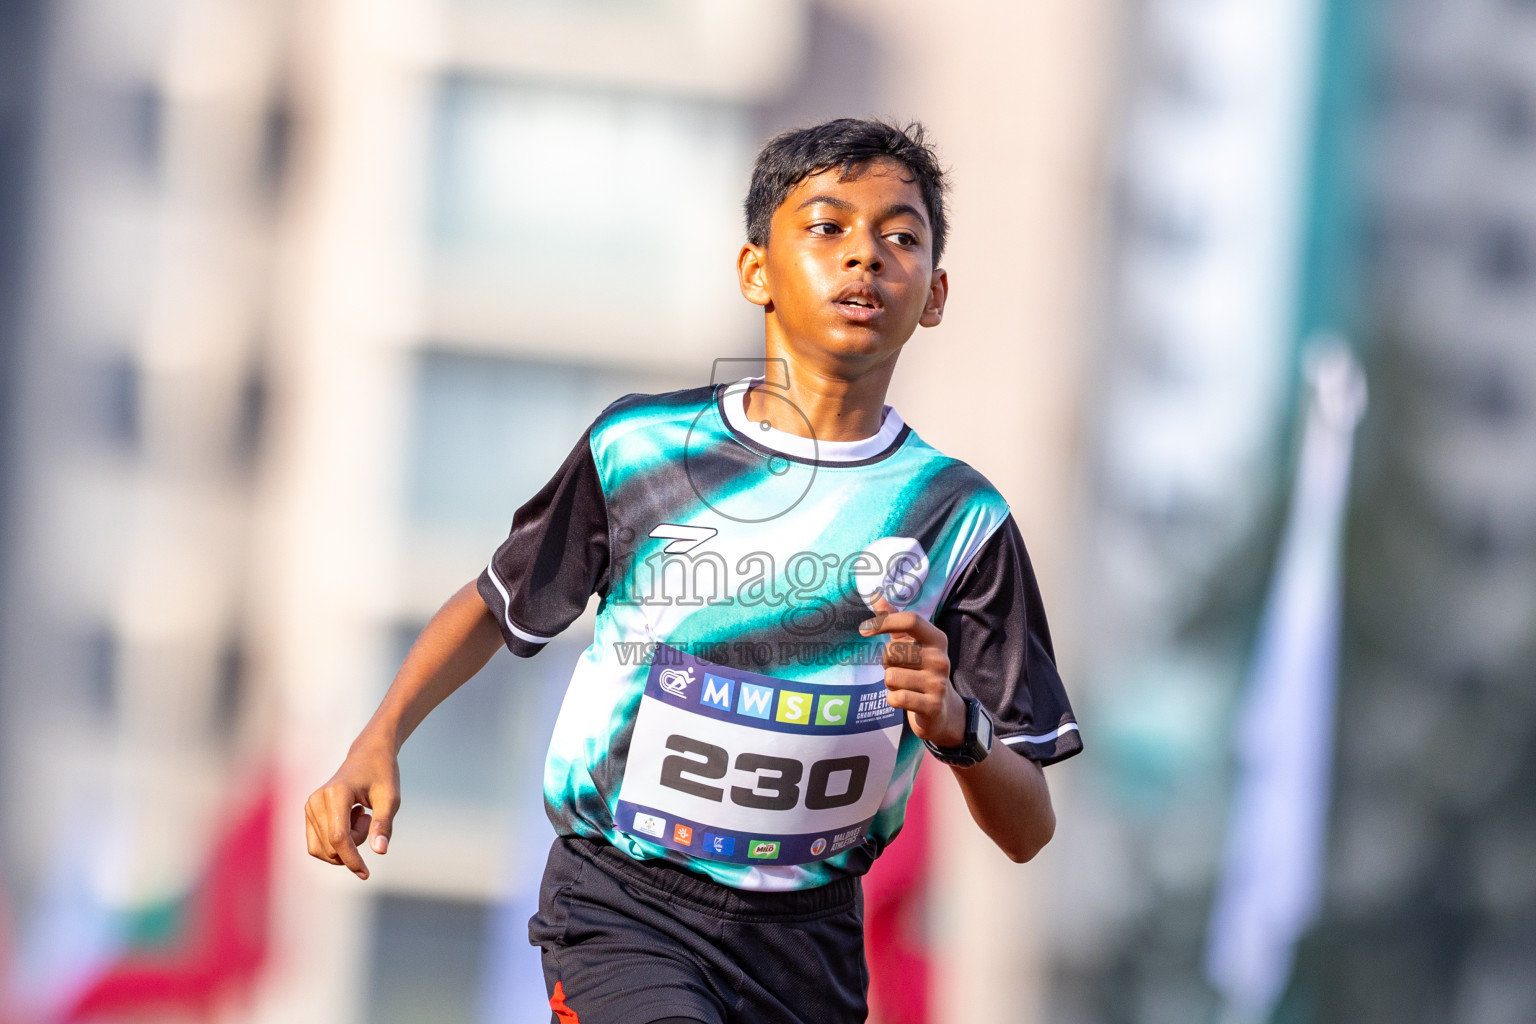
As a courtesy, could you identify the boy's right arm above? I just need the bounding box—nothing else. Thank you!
[304,579,505,880]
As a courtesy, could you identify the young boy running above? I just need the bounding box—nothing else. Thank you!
[305,118,1081,1024]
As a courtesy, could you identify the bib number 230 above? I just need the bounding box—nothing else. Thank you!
[659,734,870,812]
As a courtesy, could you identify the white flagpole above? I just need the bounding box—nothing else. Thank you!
[1205,341,1367,1023]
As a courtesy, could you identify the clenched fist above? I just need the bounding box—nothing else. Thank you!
[859,591,966,749]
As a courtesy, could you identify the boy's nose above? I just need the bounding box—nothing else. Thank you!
[844,250,883,273]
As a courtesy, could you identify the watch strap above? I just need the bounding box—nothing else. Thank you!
[923,696,993,767]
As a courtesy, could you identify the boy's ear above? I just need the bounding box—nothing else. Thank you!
[738,242,771,308]
[919,267,949,328]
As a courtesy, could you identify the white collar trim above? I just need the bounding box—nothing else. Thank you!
[720,377,906,463]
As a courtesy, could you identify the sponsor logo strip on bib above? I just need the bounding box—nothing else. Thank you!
[645,656,901,736]
[616,799,875,865]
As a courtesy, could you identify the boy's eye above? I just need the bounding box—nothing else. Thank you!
[809,222,841,236]
[888,231,918,247]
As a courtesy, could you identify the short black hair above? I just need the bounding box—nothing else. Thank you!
[745,118,950,263]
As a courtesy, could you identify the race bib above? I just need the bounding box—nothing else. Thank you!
[615,645,904,866]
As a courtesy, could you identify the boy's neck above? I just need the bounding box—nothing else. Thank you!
[742,345,898,443]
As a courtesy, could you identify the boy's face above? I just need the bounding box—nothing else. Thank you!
[738,158,947,375]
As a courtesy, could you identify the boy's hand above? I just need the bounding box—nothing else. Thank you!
[304,738,400,881]
[859,592,966,748]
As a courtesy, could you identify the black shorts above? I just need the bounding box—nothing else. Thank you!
[529,835,869,1024]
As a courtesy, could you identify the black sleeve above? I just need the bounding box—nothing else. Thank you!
[476,428,609,657]
[934,515,1082,765]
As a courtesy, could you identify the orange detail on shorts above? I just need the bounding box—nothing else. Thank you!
[550,981,580,1023]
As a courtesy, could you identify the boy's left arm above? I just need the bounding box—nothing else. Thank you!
[861,593,1056,863]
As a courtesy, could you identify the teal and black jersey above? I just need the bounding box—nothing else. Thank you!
[478,379,1081,891]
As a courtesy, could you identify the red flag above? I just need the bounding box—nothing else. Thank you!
[0,871,19,1024]
[863,763,931,1024]
[58,777,276,1022]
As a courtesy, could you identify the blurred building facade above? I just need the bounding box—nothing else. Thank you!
[16,1,1536,1024]
[0,0,293,1012]
[1,1,1113,1023]
[1050,1,1536,1023]
[1047,0,1332,1018]
[1298,2,1536,1021]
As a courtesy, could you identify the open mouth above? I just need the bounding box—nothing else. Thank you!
[833,285,883,316]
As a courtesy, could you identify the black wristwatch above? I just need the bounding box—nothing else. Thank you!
[923,696,994,767]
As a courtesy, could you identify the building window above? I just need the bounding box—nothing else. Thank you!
[367,894,489,1024]
[429,76,751,308]
[387,619,577,811]
[407,349,687,538]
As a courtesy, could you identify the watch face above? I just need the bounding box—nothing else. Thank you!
[975,705,993,750]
